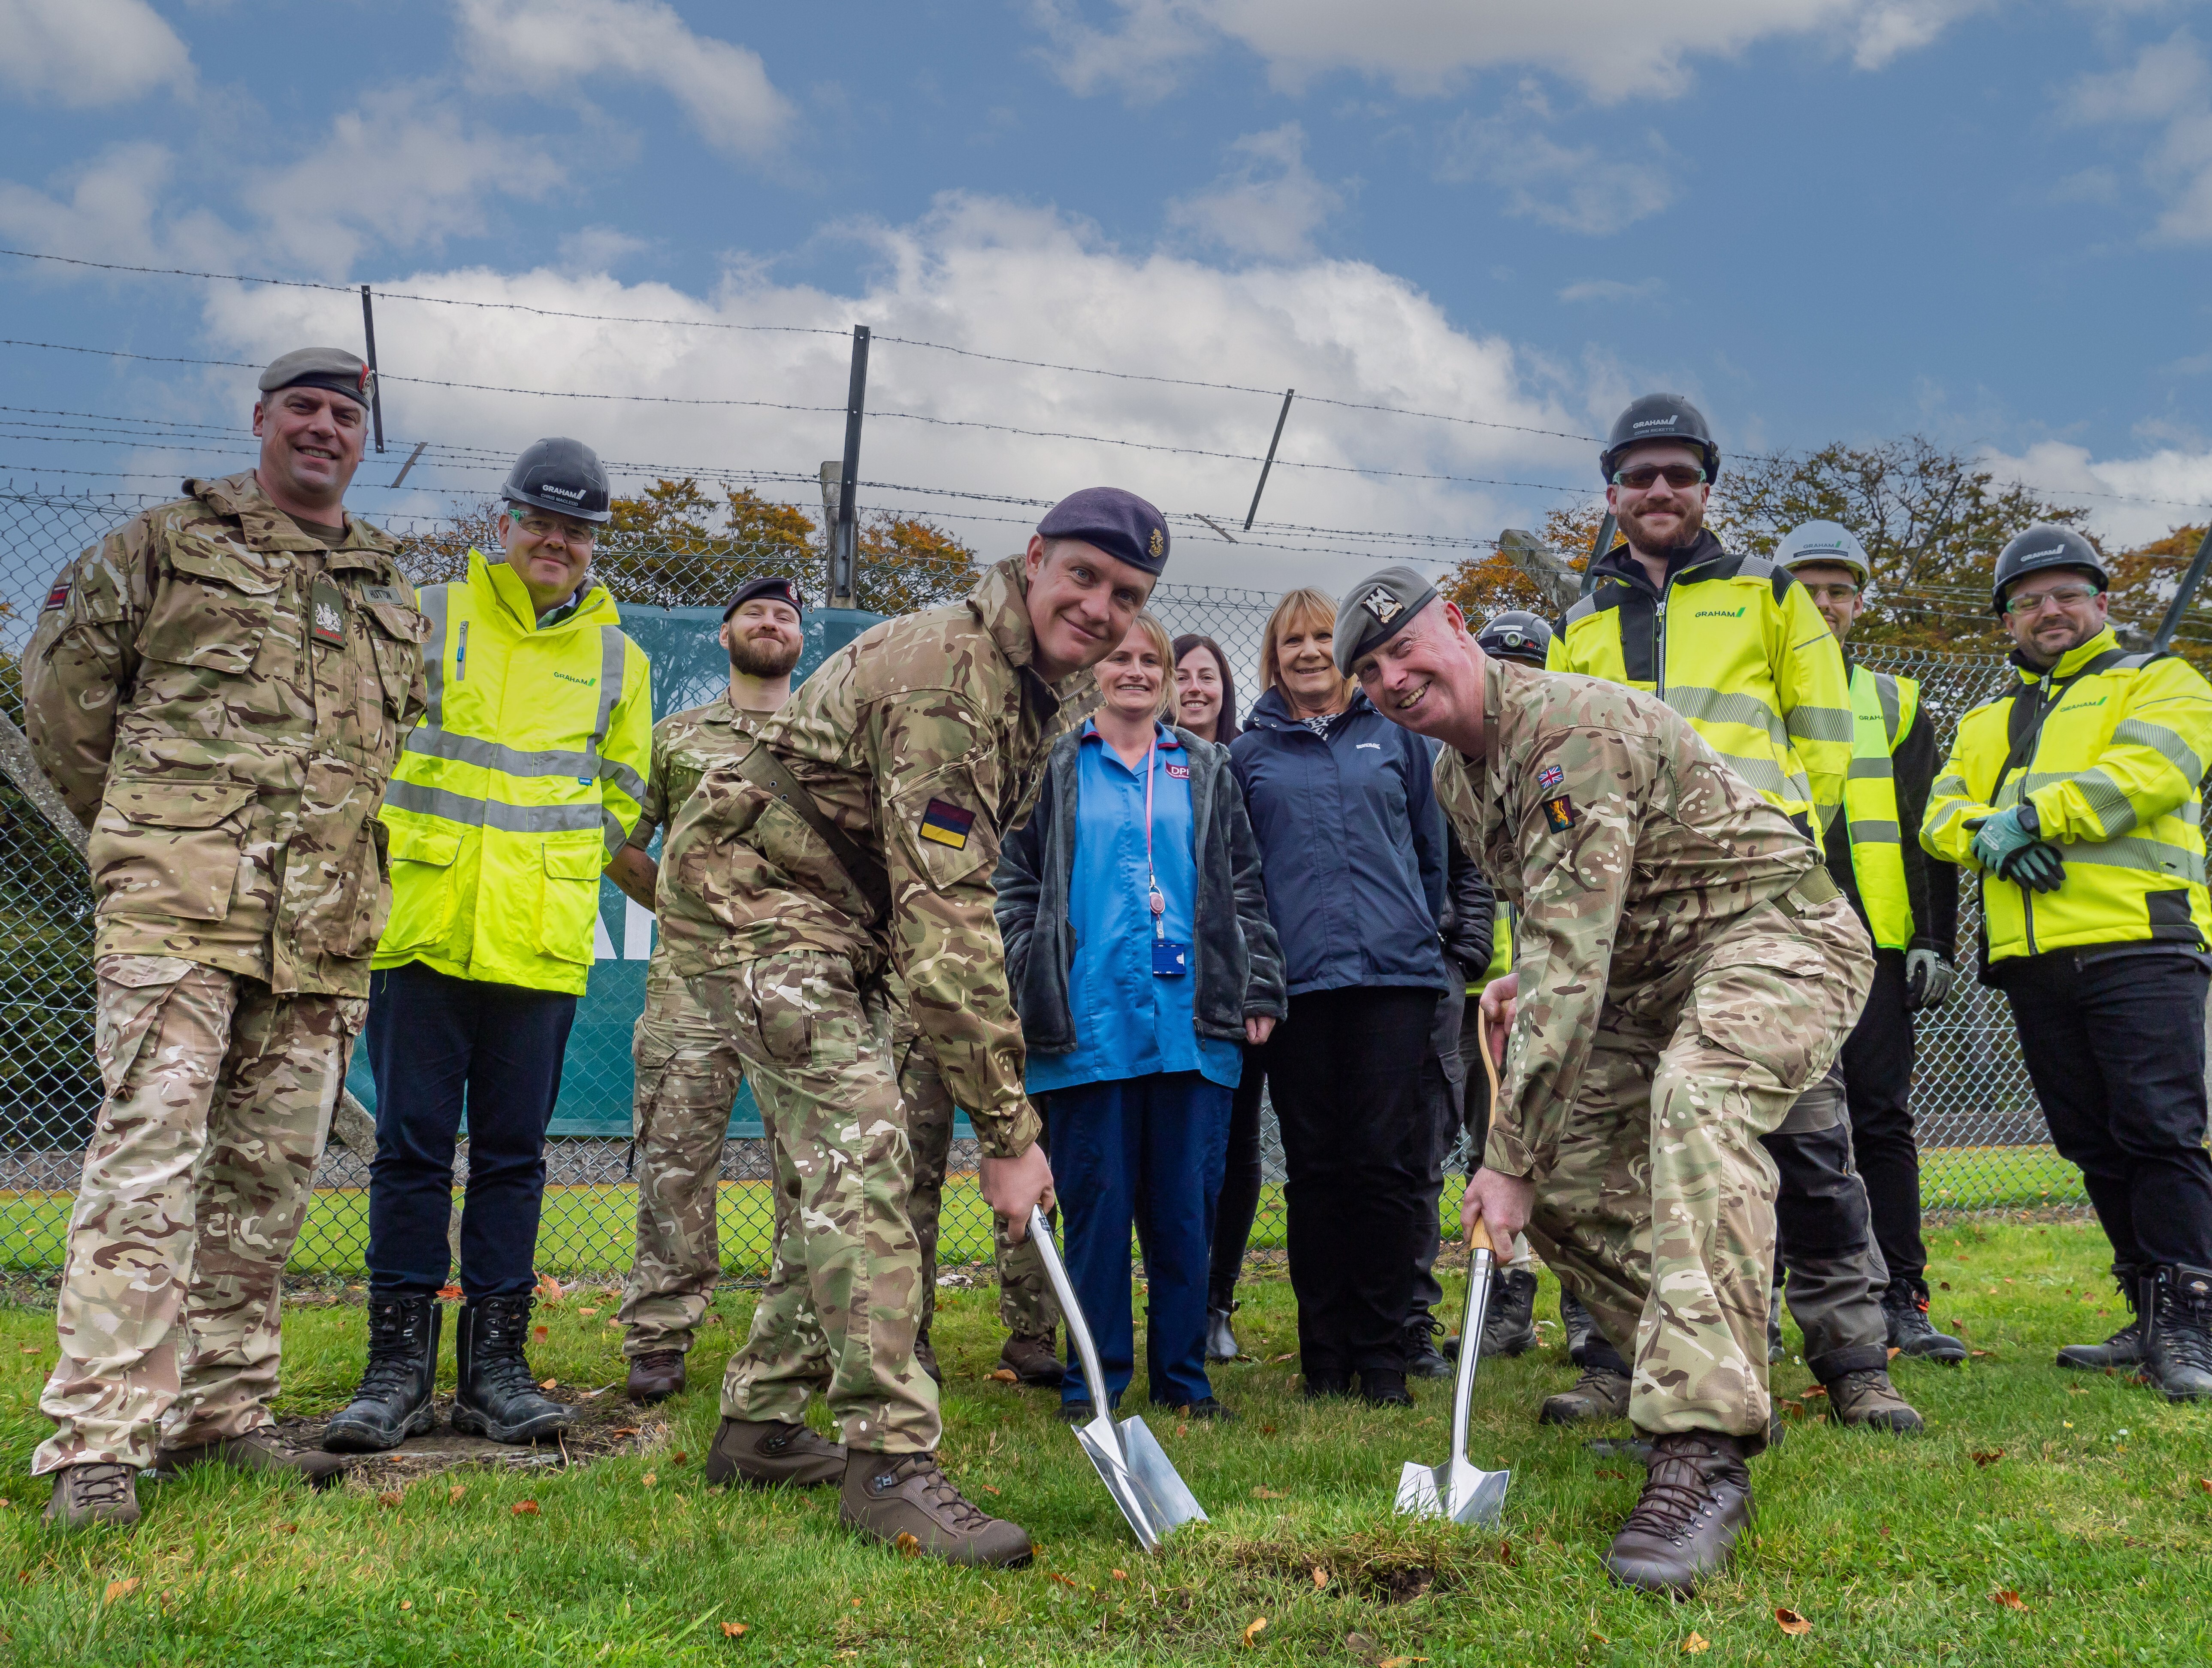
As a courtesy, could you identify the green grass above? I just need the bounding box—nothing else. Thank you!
[4,1218,2209,1666]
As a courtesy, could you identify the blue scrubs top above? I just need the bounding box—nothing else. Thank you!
[1025,719,1243,1096]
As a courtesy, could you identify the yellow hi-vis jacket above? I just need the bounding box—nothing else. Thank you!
[1549,532,1852,827]
[1844,664,1919,951]
[1922,626,2212,967]
[374,549,653,995]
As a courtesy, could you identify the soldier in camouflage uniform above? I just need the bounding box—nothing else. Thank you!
[1338,567,1872,1597]
[604,577,808,1404]
[20,349,427,1529]
[656,488,1163,1567]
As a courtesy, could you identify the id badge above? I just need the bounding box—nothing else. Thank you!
[1152,938,1190,977]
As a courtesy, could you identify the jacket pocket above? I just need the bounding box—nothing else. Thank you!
[887,763,996,895]
[88,778,254,922]
[744,949,861,1068]
[378,819,461,953]
[1690,934,1833,1093]
[142,534,284,675]
[538,835,607,964]
[291,759,389,961]
[363,599,425,725]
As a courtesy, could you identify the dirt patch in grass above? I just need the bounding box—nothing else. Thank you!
[1198,1518,1502,1606]
[277,1387,671,1492]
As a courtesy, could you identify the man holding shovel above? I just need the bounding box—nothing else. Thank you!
[1336,565,1871,1597]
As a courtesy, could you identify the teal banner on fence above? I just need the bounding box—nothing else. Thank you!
[341,603,971,1139]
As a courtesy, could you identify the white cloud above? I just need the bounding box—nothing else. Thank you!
[1979,438,2212,547]
[559,226,653,273]
[1165,124,1347,259]
[1032,0,1983,102]
[1559,277,1664,303]
[238,86,565,276]
[190,194,1601,591]
[1438,93,1677,235]
[454,0,793,160]
[2067,30,2212,242]
[0,0,193,108]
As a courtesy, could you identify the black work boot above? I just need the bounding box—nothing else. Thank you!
[1602,1431,1753,1598]
[840,1451,1033,1566]
[1360,1367,1414,1408]
[1822,1367,1924,1432]
[450,1296,575,1444]
[704,1416,847,1487]
[913,1332,943,1388]
[1481,1269,1541,1357]
[2059,1263,2144,1371]
[1768,1289,1785,1363]
[626,1348,686,1405]
[1206,1301,1240,1363]
[999,1332,1065,1388]
[1404,1312,1450,1379]
[1560,1290,1597,1360]
[1540,1365,1632,1426]
[2139,1265,2212,1403]
[1882,1279,1967,1364]
[323,1294,441,1453]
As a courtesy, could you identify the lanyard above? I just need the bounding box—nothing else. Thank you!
[1142,734,1165,936]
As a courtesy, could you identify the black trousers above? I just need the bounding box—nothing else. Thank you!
[1411,974,1468,1319]
[1840,948,1926,1293]
[1266,985,1442,1375]
[1206,1046,1266,1308]
[365,961,578,1298]
[2003,950,2212,1272]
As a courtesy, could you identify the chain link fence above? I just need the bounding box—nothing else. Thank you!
[0,489,2086,1280]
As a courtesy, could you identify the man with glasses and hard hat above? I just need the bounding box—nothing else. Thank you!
[23,347,427,1527]
[1774,521,1964,1364]
[1924,524,2212,1401]
[325,438,654,1454]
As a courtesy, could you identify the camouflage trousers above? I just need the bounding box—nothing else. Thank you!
[688,953,937,1453]
[36,956,359,1474]
[618,960,745,1357]
[902,1028,1058,1342]
[1520,894,1871,1453]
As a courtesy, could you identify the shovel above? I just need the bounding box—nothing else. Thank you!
[1395,1009,1512,1528]
[1027,1204,1209,1553]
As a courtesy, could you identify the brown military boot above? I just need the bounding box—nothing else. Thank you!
[839,1451,1033,1567]
[999,1331,1065,1388]
[1602,1431,1753,1597]
[704,1417,847,1488]
[1539,1365,1632,1426]
[1823,1367,1923,1432]
[153,1428,348,1488]
[44,1462,141,1529]
[626,1349,686,1405]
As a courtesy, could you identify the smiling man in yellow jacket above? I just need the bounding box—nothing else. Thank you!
[325,438,653,1454]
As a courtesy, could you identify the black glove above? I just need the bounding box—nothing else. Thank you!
[1998,840,2066,894]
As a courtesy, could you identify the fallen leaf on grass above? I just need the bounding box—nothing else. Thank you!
[988,1369,1019,1384]
[673,1451,688,1464]
[721,1622,747,1638]
[1993,1590,2027,1611]
[1595,1469,1628,1480]
[400,1601,412,1612]
[16,1345,36,1354]
[379,1490,404,1508]
[448,1485,465,1504]
[1047,1573,1078,1589]
[532,1326,549,1342]
[1112,1569,1127,1581]
[1376,1658,1428,1668]
[437,1284,462,1301]
[1260,1424,1277,1435]
[1799,1384,1827,1399]
[1242,1616,1268,1647]
[1177,1424,1189,1437]
[539,1378,559,1390]
[1970,1351,1994,1360]
[1496,1541,1515,1568]
[511,1501,540,1517]
[2199,1479,2211,1493]
[975,1484,1000,1496]
[894,1532,920,1557]
[1251,1486,1286,1499]
[1269,1353,1295,1364]
[535,1275,565,1305]
[578,1307,598,1317]
[1886,1347,1901,1360]
[1938,1281,1951,1291]
[104,1578,138,1604]
[642,1474,657,1489]
[1774,1607,1811,1635]
[608,1427,640,1439]
[1682,1632,1710,1653]
[1311,1566,1329,1589]
[1972,1450,2005,1467]
[276,1523,297,1534]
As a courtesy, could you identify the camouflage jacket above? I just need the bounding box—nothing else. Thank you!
[1432,656,1821,1178]
[657,556,1091,1157]
[22,472,428,997]
[630,693,771,972]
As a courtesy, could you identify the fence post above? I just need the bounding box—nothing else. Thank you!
[830,325,870,608]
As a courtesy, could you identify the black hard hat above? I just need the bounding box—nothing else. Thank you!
[1600,393,1720,485]
[503,437,612,525]
[1476,610,1553,666]
[1991,523,2107,615]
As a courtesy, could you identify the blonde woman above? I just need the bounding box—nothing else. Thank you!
[995,613,1283,1420]
[1227,587,1451,1407]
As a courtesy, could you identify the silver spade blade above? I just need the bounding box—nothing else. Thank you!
[1394,1234,1511,1529]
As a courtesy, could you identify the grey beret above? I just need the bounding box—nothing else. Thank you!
[258,347,373,409]
[1332,565,1439,674]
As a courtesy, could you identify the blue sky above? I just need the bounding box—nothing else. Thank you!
[4,0,2212,590]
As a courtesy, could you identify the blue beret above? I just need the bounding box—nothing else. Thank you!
[1035,487,1169,577]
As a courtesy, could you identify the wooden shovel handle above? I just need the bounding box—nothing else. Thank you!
[1466,1008,1502,1257]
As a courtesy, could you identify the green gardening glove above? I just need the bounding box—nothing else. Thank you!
[2000,841,2066,894]
[1968,806,2037,873]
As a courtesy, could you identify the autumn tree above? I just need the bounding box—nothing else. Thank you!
[854,513,978,613]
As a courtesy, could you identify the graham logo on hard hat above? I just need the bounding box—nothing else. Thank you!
[1362,587,1403,624]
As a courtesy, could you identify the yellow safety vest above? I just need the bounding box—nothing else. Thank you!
[1470,901,1514,995]
[1922,626,2212,965]
[1845,664,1916,952]
[1550,543,1852,825]
[375,549,653,995]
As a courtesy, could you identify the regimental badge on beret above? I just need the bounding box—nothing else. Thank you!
[1543,794,1579,832]
[1149,528,1163,559]
[919,798,975,850]
[1361,586,1403,624]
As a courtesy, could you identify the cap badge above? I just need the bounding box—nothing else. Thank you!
[1148,528,1163,558]
[1361,586,1402,624]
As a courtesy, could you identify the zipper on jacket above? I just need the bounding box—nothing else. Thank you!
[1653,595,1669,697]
[1996,668,2054,958]
[456,619,469,682]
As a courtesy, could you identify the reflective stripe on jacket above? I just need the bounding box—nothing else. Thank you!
[375,548,653,994]
[1921,625,2212,966]
[1845,665,1916,951]
[1549,532,1852,825]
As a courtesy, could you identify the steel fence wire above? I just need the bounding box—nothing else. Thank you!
[0,492,2090,1279]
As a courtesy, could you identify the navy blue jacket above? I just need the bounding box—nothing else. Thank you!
[1229,687,1450,997]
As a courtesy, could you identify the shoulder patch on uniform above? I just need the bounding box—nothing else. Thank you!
[43,581,70,611]
[1537,763,1565,792]
[358,583,411,607]
[1542,794,1579,833]
[919,798,976,849]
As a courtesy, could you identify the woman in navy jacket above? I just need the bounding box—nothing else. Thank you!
[1229,587,1451,1406]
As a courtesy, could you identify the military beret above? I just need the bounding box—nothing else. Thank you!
[723,574,806,618]
[1036,486,1170,577]
[258,347,373,410]
[1333,565,1440,674]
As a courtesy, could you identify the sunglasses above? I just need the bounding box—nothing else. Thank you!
[1612,464,1709,491]
[2003,583,2099,617]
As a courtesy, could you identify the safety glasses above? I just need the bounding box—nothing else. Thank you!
[2003,583,2098,617]
[1611,463,1708,491]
